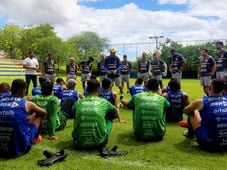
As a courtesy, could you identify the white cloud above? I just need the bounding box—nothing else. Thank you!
[0,0,80,25]
[0,0,226,56]
[188,0,227,18]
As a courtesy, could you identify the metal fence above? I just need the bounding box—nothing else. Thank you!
[104,39,227,61]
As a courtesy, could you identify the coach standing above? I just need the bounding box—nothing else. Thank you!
[169,49,186,82]
[215,41,227,79]
[137,52,150,85]
[198,49,216,95]
[105,48,123,95]
[23,51,39,94]
[150,52,166,89]
[121,55,132,93]
[97,53,107,82]
[79,57,94,90]
[43,52,56,83]
[66,57,78,81]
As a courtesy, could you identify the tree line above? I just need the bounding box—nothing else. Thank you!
[0,24,108,71]
[0,23,224,72]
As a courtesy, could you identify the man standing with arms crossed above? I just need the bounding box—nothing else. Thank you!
[198,49,216,95]
[169,49,186,82]
[137,52,150,85]
[97,53,107,83]
[43,52,56,84]
[215,41,227,79]
[66,57,77,81]
[121,55,132,93]
[79,57,94,90]
[150,52,167,89]
[105,48,123,96]
[23,51,39,95]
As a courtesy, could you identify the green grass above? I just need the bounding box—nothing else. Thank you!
[1,77,227,170]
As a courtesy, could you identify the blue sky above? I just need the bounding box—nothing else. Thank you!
[78,0,188,11]
[0,0,226,60]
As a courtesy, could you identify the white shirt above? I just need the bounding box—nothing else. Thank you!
[23,57,39,75]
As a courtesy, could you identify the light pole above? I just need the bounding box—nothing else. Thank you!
[149,36,164,51]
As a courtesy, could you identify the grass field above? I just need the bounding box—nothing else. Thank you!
[1,76,227,170]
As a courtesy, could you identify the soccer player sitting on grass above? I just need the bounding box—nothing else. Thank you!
[0,79,46,157]
[71,79,118,150]
[129,78,146,96]
[32,81,67,140]
[121,78,170,141]
[83,75,97,97]
[99,78,126,123]
[163,78,190,122]
[0,82,11,99]
[183,79,227,151]
[223,75,227,96]
[60,79,83,119]
[53,78,66,99]
[32,76,46,96]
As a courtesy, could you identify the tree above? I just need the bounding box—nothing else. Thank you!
[67,31,109,63]
[0,24,22,58]
[18,24,75,71]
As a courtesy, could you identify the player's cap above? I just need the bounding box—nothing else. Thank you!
[70,57,74,60]
[110,48,116,53]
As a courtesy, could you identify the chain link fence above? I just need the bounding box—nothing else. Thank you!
[104,39,227,61]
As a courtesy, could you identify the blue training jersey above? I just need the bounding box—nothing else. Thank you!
[60,89,78,103]
[200,96,227,147]
[169,53,185,73]
[99,88,115,105]
[32,86,41,96]
[0,92,11,100]
[138,59,150,73]
[104,55,121,78]
[129,85,146,96]
[0,95,33,156]
[216,50,227,72]
[166,91,185,122]
[199,55,216,77]
[53,84,63,98]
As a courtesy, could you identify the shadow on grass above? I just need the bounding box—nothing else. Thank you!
[55,139,104,157]
[175,138,200,152]
[117,131,163,146]
[174,138,227,157]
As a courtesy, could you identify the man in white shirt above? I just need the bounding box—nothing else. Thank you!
[23,51,39,94]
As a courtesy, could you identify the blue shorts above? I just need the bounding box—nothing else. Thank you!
[27,123,38,145]
[194,126,220,151]
[13,123,38,156]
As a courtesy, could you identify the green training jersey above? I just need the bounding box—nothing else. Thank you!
[32,95,60,136]
[72,95,117,148]
[128,91,170,140]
